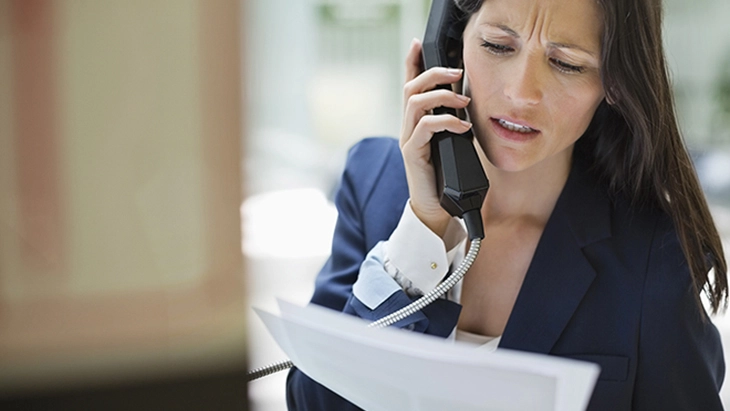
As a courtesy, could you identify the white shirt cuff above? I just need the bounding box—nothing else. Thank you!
[384,201,467,294]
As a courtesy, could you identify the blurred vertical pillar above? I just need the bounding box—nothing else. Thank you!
[0,0,248,409]
[9,0,65,276]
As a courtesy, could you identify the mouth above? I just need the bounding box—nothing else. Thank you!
[490,117,540,142]
[495,118,538,133]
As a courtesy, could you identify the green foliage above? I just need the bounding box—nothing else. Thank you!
[317,3,399,27]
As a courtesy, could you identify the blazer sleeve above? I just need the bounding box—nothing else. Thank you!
[286,138,460,410]
[632,215,725,410]
[306,137,404,311]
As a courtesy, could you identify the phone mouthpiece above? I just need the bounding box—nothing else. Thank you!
[431,129,489,240]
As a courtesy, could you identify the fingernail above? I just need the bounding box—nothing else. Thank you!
[448,68,463,75]
[456,94,471,102]
[460,119,472,128]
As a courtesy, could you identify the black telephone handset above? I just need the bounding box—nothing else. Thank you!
[422,0,489,240]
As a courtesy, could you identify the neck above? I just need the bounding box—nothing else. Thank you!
[480,150,573,227]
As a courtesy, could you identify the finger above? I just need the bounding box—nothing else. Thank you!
[402,89,470,143]
[402,114,472,152]
[405,38,424,82]
[403,67,463,107]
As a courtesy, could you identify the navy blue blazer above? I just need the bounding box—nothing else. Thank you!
[286,137,725,410]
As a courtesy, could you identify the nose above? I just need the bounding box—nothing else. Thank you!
[503,52,543,106]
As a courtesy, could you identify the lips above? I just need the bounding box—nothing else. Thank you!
[490,117,540,142]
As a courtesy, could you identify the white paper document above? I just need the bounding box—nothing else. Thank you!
[255,299,599,411]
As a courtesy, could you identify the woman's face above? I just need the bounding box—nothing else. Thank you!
[462,0,605,173]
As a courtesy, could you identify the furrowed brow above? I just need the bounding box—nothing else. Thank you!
[481,23,519,38]
[549,42,598,59]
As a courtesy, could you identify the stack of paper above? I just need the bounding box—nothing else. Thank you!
[255,300,599,411]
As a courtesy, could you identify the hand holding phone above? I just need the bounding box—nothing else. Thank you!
[400,0,488,239]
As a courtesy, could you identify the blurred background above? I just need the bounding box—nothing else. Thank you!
[244,0,730,410]
[0,0,247,409]
[1,0,728,410]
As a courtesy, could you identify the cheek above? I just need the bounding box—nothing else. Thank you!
[462,47,504,100]
[546,83,604,140]
[462,69,503,122]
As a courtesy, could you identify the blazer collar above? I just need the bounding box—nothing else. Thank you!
[499,160,612,354]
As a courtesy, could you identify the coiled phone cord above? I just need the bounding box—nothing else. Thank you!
[248,359,294,381]
[247,237,482,382]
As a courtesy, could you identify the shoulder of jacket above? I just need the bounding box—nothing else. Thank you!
[609,193,671,243]
[597,195,681,281]
[346,137,400,162]
[342,137,402,194]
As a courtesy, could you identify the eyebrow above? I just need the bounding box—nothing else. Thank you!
[481,23,599,59]
[548,42,598,59]
[485,23,519,37]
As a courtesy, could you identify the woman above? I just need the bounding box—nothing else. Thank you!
[287,0,728,409]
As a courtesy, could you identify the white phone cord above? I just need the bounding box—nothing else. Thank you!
[247,238,481,382]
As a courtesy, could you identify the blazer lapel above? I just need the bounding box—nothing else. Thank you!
[499,160,612,354]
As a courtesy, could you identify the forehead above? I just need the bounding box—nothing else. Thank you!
[470,0,603,51]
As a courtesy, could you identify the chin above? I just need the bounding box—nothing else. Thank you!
[491,162,534,174]
[483,147,536,173]
[477,136,533,173]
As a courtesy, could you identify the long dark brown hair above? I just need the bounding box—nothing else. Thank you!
[453,0,728,314]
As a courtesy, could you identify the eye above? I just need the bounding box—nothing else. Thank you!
[549,58,585,74]
[481,40,514,55]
